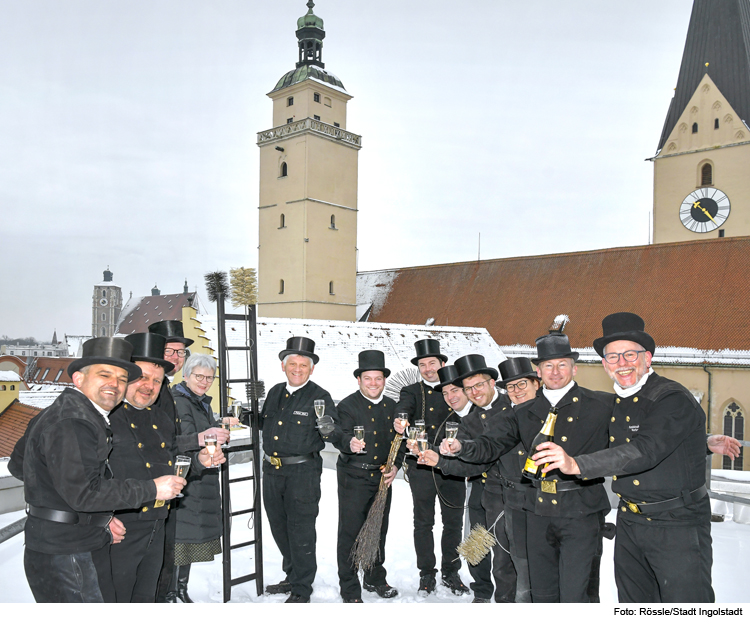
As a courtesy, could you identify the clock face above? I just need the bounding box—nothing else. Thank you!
[99,298,108,306]
[679,187,730,233]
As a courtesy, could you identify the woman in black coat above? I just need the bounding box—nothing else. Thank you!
[171,353,223,603]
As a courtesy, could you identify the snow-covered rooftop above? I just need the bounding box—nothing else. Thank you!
[199,316,506,402]
[0,372,21,382]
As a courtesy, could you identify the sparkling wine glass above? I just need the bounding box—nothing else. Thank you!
[174,455,191,497]
[397,412,409,432]
[354,425,367,454]
[314,399,325,420]
[417,431,429,454]
[204,433,217,467]
[446,421,459,444]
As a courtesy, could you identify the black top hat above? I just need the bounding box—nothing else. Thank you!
[353,349,391,378]
[593,312,656,357]
[454,354,498,383]
[279,336,319,365]
[435,365,462,392]
[148,320,194,347]
[125,333,175,373]
[532,333,579,365]
[498,357,538,387]
[68,337,142,382]
[410,339,448,366]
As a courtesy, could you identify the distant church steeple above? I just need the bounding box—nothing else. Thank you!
[651,0,750,244]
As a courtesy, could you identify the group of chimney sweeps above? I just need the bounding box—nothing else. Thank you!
[8,312,741,604]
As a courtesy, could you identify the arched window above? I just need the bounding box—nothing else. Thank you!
[723,402,745,471]
[329,281,335,295]
[280,213,286,228]
[10,385,15,391]
[279,279,285,294]
[101,313,106,321]
[330,214,336,229]
[101,326,106,336]
[701,163,713,186]
[692,122,698,133]
[0,385,5,391]
[280,162,288,177]
[102,289,106,298]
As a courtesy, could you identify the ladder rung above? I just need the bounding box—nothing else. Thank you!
[230,539,258,550]
[224,314,252,321]
[226,378,254,383]
[229,475,255,483]
[230,507,256,517]
[226,346,252,351]
[230,573,257,586]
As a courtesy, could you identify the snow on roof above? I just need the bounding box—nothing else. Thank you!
[19,385,68,409]
[198,315,506,402]
[0,372,21,382]
[356,270,398,319]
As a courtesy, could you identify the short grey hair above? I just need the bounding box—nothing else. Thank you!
[183,353,217,378]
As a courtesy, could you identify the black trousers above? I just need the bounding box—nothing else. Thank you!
[336,465,391,599]
[525,510,604,603]
[480,487,520,603]
[110,518,166,603]
[154,506,177,602]
[263,458,322,599]
[615,512,714,603]
[407,461,465,577]
[24,546,114,603]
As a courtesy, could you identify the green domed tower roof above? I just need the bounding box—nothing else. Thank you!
[270,1,347,93]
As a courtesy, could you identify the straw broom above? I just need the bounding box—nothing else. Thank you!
[350,434,403,572]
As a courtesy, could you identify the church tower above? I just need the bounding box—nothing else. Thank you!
[256,1,360,321]
[651,0,750,243]
[92,268,123,337]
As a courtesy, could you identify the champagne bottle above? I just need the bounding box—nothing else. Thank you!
[522,406,558,480]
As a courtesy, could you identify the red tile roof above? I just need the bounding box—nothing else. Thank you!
[363,237,750,352]
[0,400,41,458]
[24,357,74,385]
[117,292,197,335]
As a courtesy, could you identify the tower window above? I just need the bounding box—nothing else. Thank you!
[102,289,106,298]
[330,214,336,229]
[722,402,745,470]
[313,93,320,103]
[719,229,725,238]
[101,327,106,336]
[692,122,698,133]
[314,115,321,121]
[334,122,340,128]
[279,279,285,294]
[101,313,106,321]
[701,163,713,186]
[280,162,288,177]
[329,281,335,295]
[287,117,293,124]
[287,97,294,106]
[715,118,720,129]
[279,213,286,228]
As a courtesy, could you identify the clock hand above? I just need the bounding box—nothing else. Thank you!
[693,201,718,225]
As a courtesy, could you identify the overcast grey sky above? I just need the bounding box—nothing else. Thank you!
[0,0,693,339]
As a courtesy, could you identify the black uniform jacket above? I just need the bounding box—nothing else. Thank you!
[575,372,708,524]
[335,391,400,483]
[260,380,341,458]
[394,381,452,448]
[8,388,157,554]
[109,401,178,522]
[458,384,613,519]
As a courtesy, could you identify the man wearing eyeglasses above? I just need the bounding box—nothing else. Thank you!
[531,312,721,603]
[419,355,518,603]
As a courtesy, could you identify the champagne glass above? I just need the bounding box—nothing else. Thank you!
[417,431,429,455]
[174,455,191,497]
[314,399,325,422]
[397,412,409,432]
[354,425,367,454]
[414,419,426,433]
[407,426,419,454]
[205,433,218,467]
[446,421,459,444]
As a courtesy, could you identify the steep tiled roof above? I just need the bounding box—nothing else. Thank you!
[116,292,197,335]
[657,0,750,151]
[0,400,40,458]
[23,357,74,385]
[360,237,750,354]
